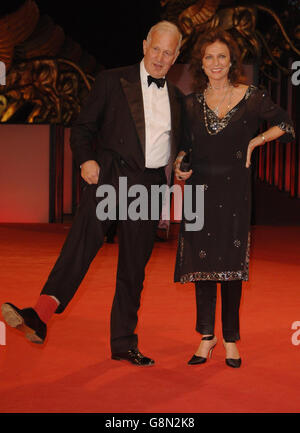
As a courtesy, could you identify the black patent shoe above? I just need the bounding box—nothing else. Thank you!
[223,340,241,368]
[111,348,155,366]
[188,335,217,365]
[1,302,46,344]
[225,358,242,368]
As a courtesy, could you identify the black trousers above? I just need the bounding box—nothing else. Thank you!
[41,168,166,353]
[195,280,242,342]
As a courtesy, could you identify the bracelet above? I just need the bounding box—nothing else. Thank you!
[260,133,266,144]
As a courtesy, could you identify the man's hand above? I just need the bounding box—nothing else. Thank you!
[81,160,100,184]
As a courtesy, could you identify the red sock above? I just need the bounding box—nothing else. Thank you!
[34,295,59,324]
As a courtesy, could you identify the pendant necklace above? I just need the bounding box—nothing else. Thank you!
[203,84,233,135]
[206,83,232,117]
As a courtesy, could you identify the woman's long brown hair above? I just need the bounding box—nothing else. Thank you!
[190,29,245,92]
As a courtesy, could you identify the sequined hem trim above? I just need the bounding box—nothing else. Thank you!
[177,232,251,283]
[179,270,248,283]
[278,122,295,139]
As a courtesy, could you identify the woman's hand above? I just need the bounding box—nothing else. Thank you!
[175,166,193,181]
[246,134,266,168]
[246,140,255,168]
[173,152,193,181]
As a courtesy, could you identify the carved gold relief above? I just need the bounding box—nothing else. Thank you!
[161,1,300,80]
[0,0,98,125]
[0,58,93,125]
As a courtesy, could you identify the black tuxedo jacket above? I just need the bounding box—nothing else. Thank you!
[70,63,183,187]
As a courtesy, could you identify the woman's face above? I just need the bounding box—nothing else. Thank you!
[202,40,231,82]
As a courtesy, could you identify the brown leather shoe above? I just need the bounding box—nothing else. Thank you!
[1,302,46,344]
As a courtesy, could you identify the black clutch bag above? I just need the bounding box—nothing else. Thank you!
[180,149,192,172]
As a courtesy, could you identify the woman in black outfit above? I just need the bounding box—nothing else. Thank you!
[174,29,295,368]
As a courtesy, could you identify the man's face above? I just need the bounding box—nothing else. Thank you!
[143,30,180,78]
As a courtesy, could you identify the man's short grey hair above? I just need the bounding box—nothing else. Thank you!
[146,21,182,53]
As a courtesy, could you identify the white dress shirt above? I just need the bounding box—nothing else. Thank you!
[140,60,171,168]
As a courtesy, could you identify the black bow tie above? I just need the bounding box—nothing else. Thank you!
[147,75,166,88]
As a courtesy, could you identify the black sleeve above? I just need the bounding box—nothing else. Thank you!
[70,70,108,167]
[255,87,295,143]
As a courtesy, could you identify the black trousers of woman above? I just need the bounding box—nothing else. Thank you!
[195,280,242,342]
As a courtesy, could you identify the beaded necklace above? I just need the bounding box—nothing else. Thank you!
[196,85,254,136]
[203,85,233,135]
[207,83,232,117]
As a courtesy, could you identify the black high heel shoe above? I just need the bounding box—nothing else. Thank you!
[223,340,242,368]
[188,335,217,365]
[226,358,241,368]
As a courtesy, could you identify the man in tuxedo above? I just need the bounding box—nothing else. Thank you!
[1,21,183,366]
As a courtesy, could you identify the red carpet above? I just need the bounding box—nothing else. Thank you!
[0,223,299,413]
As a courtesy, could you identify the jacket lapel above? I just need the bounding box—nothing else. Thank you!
[120,65,146,156]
